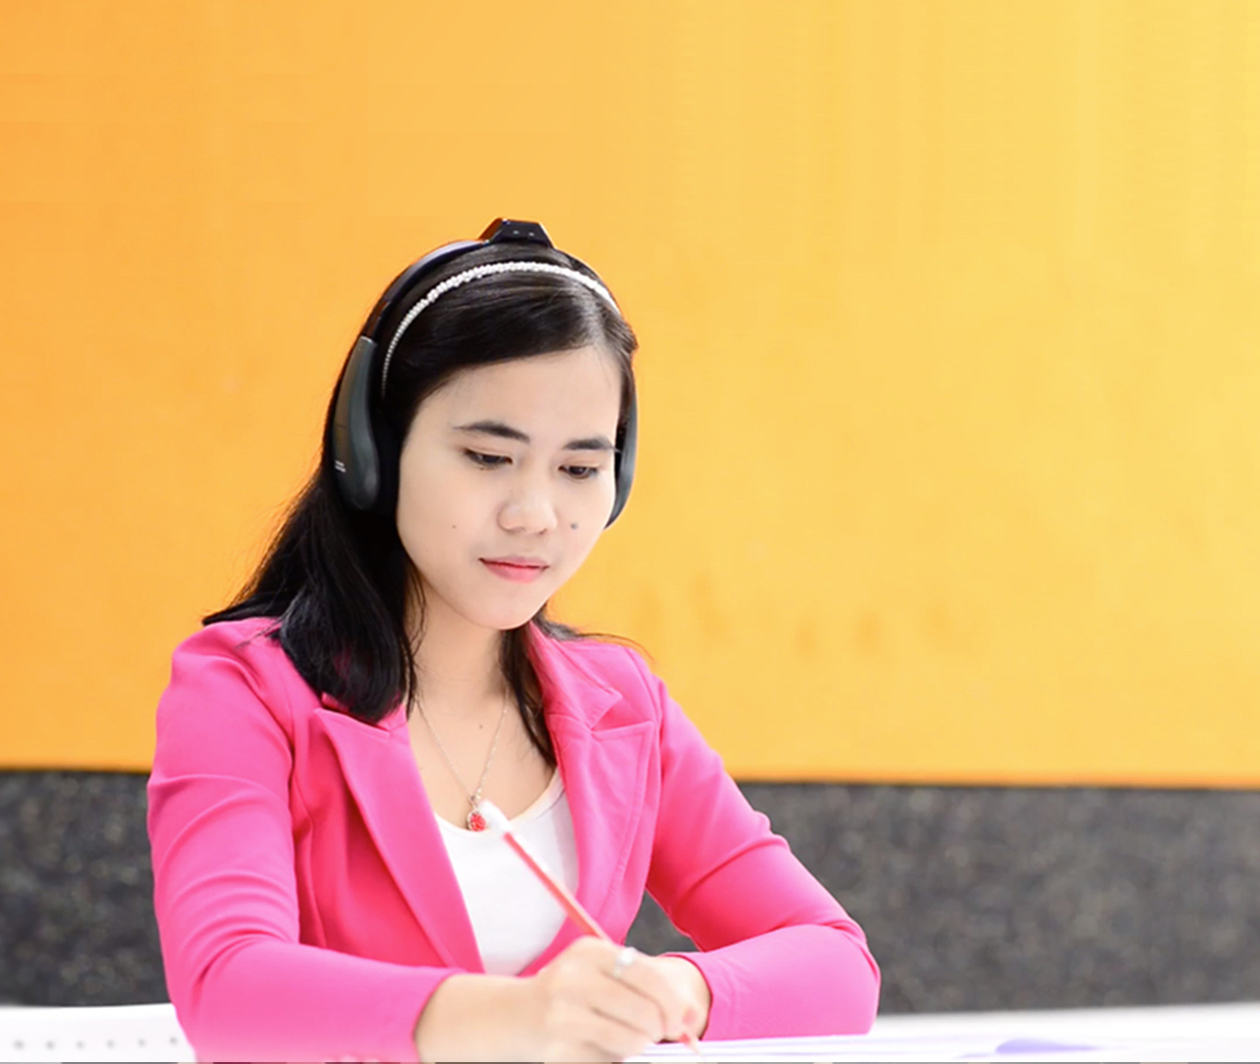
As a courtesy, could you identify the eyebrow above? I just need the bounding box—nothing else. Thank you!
[452,419,615,453]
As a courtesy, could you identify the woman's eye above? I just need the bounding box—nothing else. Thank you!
[464,450,599,480]
[464,450,509,468]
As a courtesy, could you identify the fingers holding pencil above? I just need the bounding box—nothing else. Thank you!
[531,936,703,1061]
[599,947,709,1048]
[477,799,708,1056]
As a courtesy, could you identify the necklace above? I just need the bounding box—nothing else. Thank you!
[417,695,511,831]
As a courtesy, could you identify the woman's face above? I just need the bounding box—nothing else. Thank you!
[396,344,623,635]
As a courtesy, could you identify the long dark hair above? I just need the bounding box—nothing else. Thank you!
[205,239,648,766]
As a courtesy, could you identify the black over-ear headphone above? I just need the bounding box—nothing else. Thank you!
[329,218,637,528]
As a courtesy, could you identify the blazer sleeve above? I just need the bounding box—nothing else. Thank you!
[146,625,458,1063]
[632,653,881,1040]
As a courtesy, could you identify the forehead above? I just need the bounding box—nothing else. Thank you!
[421,345,622,428]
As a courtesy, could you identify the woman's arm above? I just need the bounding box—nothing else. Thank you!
[632,654,881,1040]
[147,626,457,1062]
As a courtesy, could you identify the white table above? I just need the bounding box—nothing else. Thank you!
[2,999,1258,1061]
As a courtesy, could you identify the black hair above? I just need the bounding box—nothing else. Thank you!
[205,240,648,766]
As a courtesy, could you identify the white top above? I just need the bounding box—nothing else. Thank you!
[435,770,579,975]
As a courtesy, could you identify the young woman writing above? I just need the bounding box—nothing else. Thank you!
[146,218,880,1062]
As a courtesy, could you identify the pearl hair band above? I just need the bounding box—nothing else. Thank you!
[380,261,621,397]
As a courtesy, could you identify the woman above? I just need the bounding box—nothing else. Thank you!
[147,218,880,1062]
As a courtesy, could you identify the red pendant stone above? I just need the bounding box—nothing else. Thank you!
[467,808,487,832]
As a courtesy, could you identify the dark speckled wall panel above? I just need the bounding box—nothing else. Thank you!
[2,772,1258,1010]
[1,773,160,1005]
[635,784,1260,1011]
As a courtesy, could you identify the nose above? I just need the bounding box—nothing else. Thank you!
[498,477,560,534]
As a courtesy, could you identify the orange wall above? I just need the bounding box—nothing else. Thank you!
[2,1,1259,784]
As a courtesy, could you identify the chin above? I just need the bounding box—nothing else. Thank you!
[475,603,546,632]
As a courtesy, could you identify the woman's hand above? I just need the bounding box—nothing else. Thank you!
[412,938,710,1062]
[524,938,709,1061]
[651,955,712,1040]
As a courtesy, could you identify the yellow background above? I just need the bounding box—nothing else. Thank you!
[2,1,1258,784]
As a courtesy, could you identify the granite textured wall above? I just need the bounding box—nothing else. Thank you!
[2,771,1258,1010]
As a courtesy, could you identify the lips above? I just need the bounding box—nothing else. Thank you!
[481,558,549,583]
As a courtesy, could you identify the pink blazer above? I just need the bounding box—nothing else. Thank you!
[147,617,879,1062]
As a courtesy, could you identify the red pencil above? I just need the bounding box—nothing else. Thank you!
[477,798,703,1056]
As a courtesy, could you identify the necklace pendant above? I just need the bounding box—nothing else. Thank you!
[467,806,488,832]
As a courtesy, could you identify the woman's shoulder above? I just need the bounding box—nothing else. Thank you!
[164,615,310,714]
[532,625,648,671]
[171,615,284,663]
[530,626,662,711]
[154,617,312,777]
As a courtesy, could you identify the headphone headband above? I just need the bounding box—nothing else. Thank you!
[380,260,620,397]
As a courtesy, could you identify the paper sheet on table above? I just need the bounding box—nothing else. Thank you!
[631,1032,1094,1061]
[632,1031,1260,1062]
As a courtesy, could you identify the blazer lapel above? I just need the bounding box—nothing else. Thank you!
[312,703,483,971]
[526,628,654,943]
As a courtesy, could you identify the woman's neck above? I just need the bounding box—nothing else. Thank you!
[406,615,509,720]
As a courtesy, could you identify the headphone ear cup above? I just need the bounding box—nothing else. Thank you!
[606,382,637,528]
[370,417,400,517]
[331,336,385,511]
